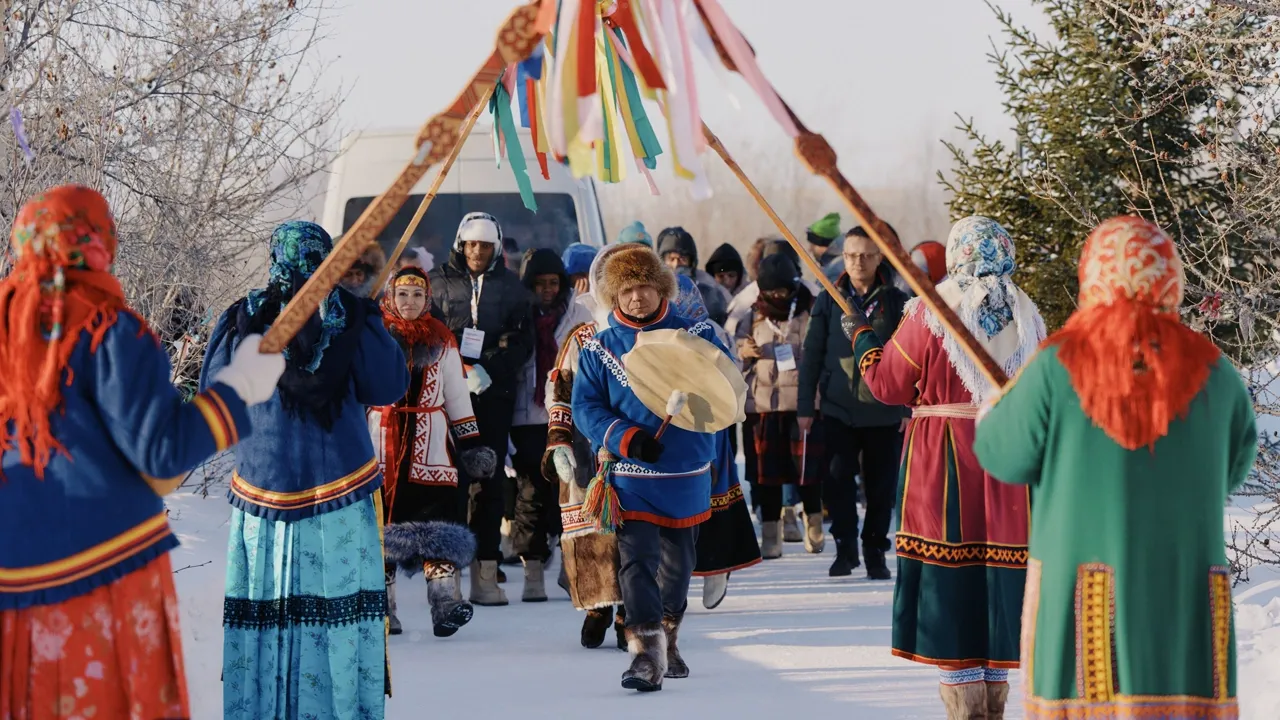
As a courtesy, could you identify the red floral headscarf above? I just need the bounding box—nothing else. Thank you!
[379,267,455,352]
[1049,216,1219,450]
[0,185,127,476]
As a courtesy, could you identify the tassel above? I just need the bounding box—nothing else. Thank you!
[581,448,624,534]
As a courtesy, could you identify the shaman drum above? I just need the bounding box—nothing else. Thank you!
[621,328,746,434]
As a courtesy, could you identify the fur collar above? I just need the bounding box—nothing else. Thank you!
[388,326,448,369]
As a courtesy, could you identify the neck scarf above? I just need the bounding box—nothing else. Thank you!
[0,185,126,477]
[1049,216,1219,450]
[380,268,455,362]
[533,306,562,404]
[911,216,1046,405]
[754,284,813,322]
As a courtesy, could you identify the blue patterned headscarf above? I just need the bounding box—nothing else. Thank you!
[671,273,709,323]
[245,221,347,373]
[945,216,1017,337]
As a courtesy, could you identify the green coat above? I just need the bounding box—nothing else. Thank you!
[973,346,1257,719]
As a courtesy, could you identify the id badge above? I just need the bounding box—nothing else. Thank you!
[460,327,486,360]
[774,343,797,372]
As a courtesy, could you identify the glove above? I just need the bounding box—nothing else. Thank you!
[466,364,492,394]
[212,334,285,406]
[625,430,664,464]
[550,446,577,485]
[840,311,871,342]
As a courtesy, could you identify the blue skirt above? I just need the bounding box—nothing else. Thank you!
[222,496,386,720]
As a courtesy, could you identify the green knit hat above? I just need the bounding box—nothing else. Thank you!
[806,212,842,246]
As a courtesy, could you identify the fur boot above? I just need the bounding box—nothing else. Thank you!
[383,521,476,577]
[702,572,728,610]
[662,614,689,679]
[620,622,668,692]
[615,606,627,650]
[581,607,613,649]
[385,567,402,636]
[557,560,570,594]
[782,507,802,543]
[939,682,988,720]
[469,560,508,606]
[522,558,548,602]
[803,512,826,554]
[986,681,1009,720]
[427,574,474,638]
[761,520,783,559]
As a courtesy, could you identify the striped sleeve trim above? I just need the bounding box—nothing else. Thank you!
[193,388,238,450]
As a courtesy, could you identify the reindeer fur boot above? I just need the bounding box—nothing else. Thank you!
[620,622,667,692]
[662,614,689,679]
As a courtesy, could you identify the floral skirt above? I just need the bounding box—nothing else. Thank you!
[0,553,189,720]
[221,497,386,720]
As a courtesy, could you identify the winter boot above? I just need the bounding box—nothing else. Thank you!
[782,507,802,543]
[426,572,473,638]
[939,681,988,720]
[581,608,613,649]
[615,606,627,650]
[496,567,507,584]
[864,545,892,580]
[986,680,1009,720]
[522,558,548,602]
[803,512,826,554]
[557,561,570,594]
[620,622,667,692]
[662,614,689,679]
[452,568,464,601]
[469,560,509,606]
[828,539,861,577]
[702,572,729,610]
[761,520,783,559]
[385,567,402,636]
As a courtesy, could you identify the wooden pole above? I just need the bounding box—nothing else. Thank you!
[700,123,855,317]
[258,1,546,354]
[368,85,495,297]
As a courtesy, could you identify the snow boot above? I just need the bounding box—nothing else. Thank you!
[469,560,508,606]
[865,545,892,580]
[828,539,861,577]
[385,567,402,636]
[662,614,689,679]
[702,572,729,610]
[615,606,627,650]
[986,680,1009,720]
[803,512,825,554]
[620,622,667,692]
[522,558,548,602]
[427,574,473,638]
[939,681,988,720]
[761,520,783,559]
[581,608,613,649]
[782,507,802,542]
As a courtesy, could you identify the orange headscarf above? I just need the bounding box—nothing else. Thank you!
[1048,216,1219,450]
[0,185,127,476]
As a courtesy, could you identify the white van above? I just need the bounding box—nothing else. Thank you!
[321,125,607,271]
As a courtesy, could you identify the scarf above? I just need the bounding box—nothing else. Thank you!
[533,306,562,405]
[380,268,455,363]
[753,285,813,322]
[0,185,126,477]
[1048,216,1219,450]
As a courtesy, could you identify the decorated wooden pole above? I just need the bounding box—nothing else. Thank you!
[259,0,548,353]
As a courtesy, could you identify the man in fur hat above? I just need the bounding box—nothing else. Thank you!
[571,244,732,692]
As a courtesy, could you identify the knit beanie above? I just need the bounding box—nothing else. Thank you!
[806,212,842,247]
[615,221,653,247]
[561,242,598,276]
[756,253,801,292]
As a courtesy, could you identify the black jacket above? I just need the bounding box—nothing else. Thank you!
[798,271,909,428]
[429,248,535,400]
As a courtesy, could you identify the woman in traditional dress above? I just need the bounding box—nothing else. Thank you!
[371,257,494,638]
[0,185,283,719]
[973,216,1257,720]
[843,216,1046,719]
[203,221,409,720]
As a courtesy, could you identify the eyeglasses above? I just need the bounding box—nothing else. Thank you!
[843,252,881,263]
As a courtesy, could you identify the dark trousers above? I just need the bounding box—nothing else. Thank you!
[509,423,559,561]
[617,520,698,627]
[757,483,822,521]
[822,417,901,553]
[459,393,514,562]
[740,415,759,511]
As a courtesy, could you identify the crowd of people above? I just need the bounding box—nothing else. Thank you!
[0,183,1258,720]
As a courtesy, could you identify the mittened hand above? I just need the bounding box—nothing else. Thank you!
[466,364,492,394]
[550,446,577,485]
[626,430,664,464]
[213,334,286,406]
[840,312,870,342]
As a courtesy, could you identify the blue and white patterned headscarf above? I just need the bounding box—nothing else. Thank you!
[671,273,709,323]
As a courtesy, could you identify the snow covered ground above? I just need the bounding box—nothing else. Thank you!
[166,475,1280,719]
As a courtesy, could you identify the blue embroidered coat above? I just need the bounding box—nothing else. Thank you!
[571,300,730,528]
[201,304,409,522]
[0,312,251,610]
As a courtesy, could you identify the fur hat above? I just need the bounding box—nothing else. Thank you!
[340,240,387,297]
[597,244,678,309]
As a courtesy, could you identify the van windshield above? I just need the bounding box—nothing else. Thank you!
[343,193,581,273]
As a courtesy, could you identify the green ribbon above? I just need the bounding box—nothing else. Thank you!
[491,81,538,212]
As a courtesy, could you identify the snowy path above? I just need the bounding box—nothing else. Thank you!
[166,488,1279,720]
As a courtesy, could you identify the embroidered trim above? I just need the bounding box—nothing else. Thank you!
[422,560,457,581]
[548,403,573,431]
[1023,557,1043,688]
[895,534,1028,568]
[686,320,714,337]
[193,388,238,451]
[859,347,883,375]
[612,462,711,478]
[889,649,1019,670]
[1210,565,1232,701]
[560,503,594,537]
[583,339,629,387]
[0,513,171,593]
[939,667,985,686]
[984,668,1009,684]
[223,589,386,630]
[1024,694,1239,719]
[709,484,744,510]
[1075,563,1118,702]
[450,416,479,439]
[231,458,379,511]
